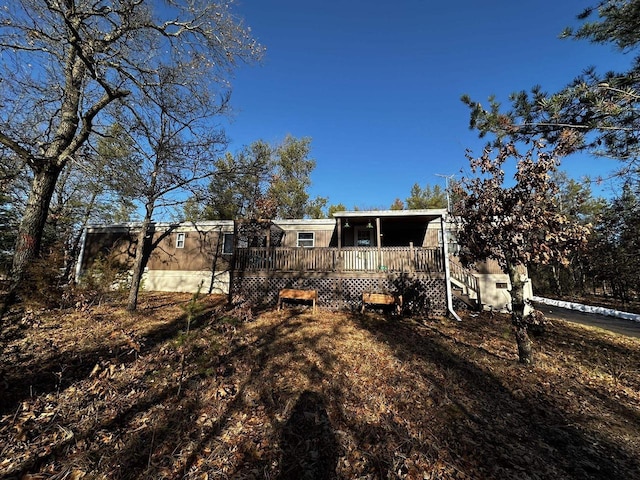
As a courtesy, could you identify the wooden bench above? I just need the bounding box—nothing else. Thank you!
[277,288,318,313]
[361,292,403,314]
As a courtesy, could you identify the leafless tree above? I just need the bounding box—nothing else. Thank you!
[0,0,262,312]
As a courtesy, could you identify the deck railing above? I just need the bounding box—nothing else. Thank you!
[234,247,444,273]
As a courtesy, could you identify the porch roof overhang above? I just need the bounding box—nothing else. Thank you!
[332,209,447,222]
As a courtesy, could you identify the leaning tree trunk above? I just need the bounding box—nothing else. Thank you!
[2,165,63,317]
[507,262,533,364]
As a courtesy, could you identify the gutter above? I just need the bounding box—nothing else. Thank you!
[441,215,462,322]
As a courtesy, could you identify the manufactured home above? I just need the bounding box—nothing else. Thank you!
[77,209,532,315]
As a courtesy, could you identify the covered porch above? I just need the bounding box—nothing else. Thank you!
[233,209,448,274]
[230,210,451,313]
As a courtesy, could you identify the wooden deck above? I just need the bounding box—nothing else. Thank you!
[233,247,444,274]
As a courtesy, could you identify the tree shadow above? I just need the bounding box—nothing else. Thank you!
[354,313,640,479]
[7,304,639,479]
[0,298,220,416]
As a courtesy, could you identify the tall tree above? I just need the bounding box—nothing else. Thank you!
[528,172,606,296]
[267,135,318,219]
[46,124,136,284]
[202,142,273,220]
[587,182,640,303]
[199,135,323,220]
[305,196,329,219]
[327,203,347,217]
[120,66,228,312]
[462,1,640,179]
[0,192,19,275]
[0,0,261,310]
[452,141,590,364]
[390,198,405,210]
[406,183,447,209]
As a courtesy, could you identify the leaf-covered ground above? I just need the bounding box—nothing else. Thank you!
[1,293,639,479]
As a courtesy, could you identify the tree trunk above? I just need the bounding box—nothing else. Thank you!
[126,206,154,312]
[551,264,562,296]
[4,166,62,308]
[508,263,533,364]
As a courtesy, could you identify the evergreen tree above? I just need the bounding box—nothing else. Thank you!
[198,136,324,220]
[588,183,640,303]
[406,183,447,209]
[390,198,405,210]
[328,203,347,217]
[462,0,640,180]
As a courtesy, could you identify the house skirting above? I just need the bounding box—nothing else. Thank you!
[141,270,230,294]
[232,272,448,316]
[476,273,534,311]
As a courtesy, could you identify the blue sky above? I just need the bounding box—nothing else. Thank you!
[221,1,633,210]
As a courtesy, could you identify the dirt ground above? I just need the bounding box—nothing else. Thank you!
[1,293,639,479]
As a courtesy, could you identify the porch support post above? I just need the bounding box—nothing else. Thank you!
[376,217,382,269]
[265,221,271,272]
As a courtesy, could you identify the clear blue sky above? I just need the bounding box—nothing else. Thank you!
[221,0,632,209]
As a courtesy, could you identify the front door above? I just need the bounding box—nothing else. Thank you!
[354,226,376,270]
[355,227,374,247]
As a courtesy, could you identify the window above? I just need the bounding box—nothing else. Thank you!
[496,282,508,289]
[223,233,234,255]
[297,232,314,248]
[176,232,185,249]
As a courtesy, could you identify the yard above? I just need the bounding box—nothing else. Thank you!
[1,293,639,479]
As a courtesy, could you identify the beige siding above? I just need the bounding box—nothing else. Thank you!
[82,223,233,273]
[142,270,230,294]
[423,225,441,248]
[146,228,232,271]
[276,222,336,248]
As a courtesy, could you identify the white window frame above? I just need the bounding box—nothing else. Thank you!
[297,232,315,248]
[176,232,185,249]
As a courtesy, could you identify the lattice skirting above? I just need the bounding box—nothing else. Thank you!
[232,273,448,316]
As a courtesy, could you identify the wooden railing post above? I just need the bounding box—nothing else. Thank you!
[409,242,415,272]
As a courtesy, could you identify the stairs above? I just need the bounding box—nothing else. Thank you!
[449,257,480,310]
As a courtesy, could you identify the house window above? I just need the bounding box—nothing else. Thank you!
[496,282,508,289]
[297,232,314,248]
[176,232,185,249]
[223,233,234,255]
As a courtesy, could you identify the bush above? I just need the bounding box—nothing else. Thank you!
[525,309,550,337]
[73,251,131,307]
[392,273,432,318]
[19,248,67,308]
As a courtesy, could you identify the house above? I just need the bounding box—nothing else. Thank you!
[77,209,532,315]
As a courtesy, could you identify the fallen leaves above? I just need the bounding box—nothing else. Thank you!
[1,294,639,479]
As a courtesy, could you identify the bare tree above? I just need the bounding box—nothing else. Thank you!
[120,66,228,311]
[0,0,262,311]
[453,141,591,364]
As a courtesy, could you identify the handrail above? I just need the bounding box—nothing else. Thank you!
[448,257,479,295]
